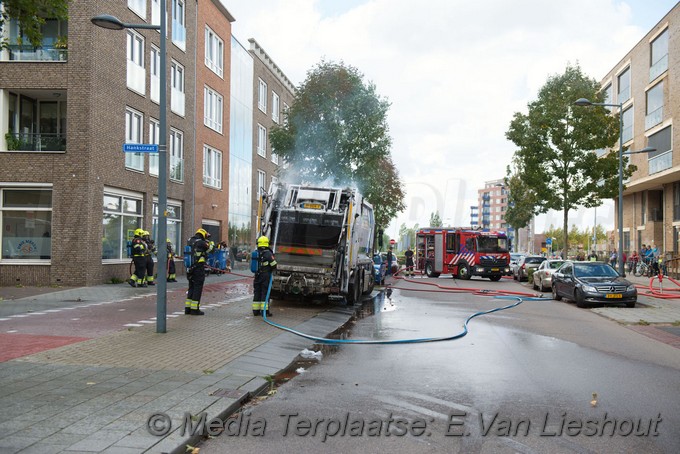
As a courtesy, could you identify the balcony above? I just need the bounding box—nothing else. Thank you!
[5,132,66,152]
[4,44,67,62]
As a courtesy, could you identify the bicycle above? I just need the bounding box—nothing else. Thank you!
[633,260,652,277]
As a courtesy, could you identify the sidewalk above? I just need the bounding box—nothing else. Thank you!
[0,272,361,453]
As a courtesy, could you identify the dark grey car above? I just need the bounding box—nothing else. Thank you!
[551,261,637,308]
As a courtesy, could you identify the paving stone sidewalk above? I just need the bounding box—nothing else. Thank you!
[0,273,360,453]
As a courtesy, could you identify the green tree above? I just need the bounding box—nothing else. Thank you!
[270,60,405,230]
[0,0,69,48]
[504,160,538,231]
[506,64,630,258]
[429,211,442,227]
[398,222,418,250]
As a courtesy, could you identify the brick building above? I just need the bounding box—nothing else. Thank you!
[597,4,680,259]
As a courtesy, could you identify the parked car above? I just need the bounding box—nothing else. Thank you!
[509,253,525,276]
[532,259,565,292]
[551,261,637,308]
[373,254,387,285]
[513,255,546,282]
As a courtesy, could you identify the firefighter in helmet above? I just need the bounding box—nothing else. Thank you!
[143,230,157,286]
[252,235,277,316]
[128,228,148,287]
[185,228,214,315]
[166,239,177,282]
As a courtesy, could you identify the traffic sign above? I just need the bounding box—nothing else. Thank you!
[123,143,159,153]
[546,238,552,245]
[389,239,396,245]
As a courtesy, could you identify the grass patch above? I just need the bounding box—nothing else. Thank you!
[636,319,650,326]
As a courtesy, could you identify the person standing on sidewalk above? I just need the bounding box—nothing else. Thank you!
[386,247,394,276]
[166,239,177,282]
[252,236,277,317]
[185,228,214,315]
[143,231,157,286]
[128,228,147,287]
[404,246,414,276]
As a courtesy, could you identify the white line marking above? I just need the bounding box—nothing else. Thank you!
[124,324,143,327]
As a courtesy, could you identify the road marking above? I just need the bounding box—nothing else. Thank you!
[124,323,143,327]
[71,318,80,321]
[0,318,10,322]
[9,314,29,318]
[28,312,47,315]
[6,330,18,333]
[45,309,62,313]
[138,320,155,324]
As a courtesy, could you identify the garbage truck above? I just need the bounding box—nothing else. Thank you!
[257,182,376,304]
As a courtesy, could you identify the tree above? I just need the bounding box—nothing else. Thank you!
[429,211,442,227]
[0,0,69,49]
[270,60,404,230]
[505,64,630,258]
[504,160,538,231]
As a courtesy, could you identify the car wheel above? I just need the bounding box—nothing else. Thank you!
[513,272,518,281]
[540,279,548,293]
[552,285,562,301]
[575,288,587,308]
[532,278,539,290]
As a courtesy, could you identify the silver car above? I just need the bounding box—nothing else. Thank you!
[532,259,565,292]
[513,255,546,282]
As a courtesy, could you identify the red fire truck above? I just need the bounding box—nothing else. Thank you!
[415,228,511,281]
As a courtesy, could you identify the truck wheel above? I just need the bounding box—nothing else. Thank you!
[457,263,471,280]
[363,269,374,295]
[425,262,435,278]
[348,276,361,305]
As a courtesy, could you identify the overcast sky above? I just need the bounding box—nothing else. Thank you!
[222,0,679,237]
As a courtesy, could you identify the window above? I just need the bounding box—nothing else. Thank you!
[272,91,280,123]
[648,125,672,174]
[602,83,613,112]
[171,60,185,116]
[205,27,224,77]
[204,86,223,133]
[641,192,646,225]
[128,0,146,19]
[126,30,145,95]
[257,124,267,157]
[203,145,222,189]
[257,170,266,197]
[674,182,680,221]
[172,0,186,50]
[645,82,664,130]
[258,78,267,113]
[149,118,160,176]
[621,106,633,143]
[152,201,182,248]
[283,102,289,126]
[169,128,184,182]
[103,189,143,260]
[623,231,630,253]
[618,67,630,104]
[1,187,52,260]
[271,151,279,165]
[151,0,161,26]
[150,45,160,103]
[125,107,144,171]
[650,28,668,82]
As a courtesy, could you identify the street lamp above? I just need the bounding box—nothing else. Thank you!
[92,4,169,333]
[574,98,655,276]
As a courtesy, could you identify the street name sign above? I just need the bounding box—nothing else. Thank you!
[123,144,159,153]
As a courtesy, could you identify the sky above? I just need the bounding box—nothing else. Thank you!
[221,0,679,238]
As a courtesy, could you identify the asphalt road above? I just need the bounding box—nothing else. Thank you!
[198,275,680,453]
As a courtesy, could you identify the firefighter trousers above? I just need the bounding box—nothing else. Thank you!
[252,271,272,315]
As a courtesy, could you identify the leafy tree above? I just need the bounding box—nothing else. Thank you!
[504,160,538,231]
[429,211,442,227]
[398,222,419,250]
[506,64,630,258]
[0,0,69,48]
[270,60,404,230]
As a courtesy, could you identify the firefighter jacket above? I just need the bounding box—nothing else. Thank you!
[166,242,175,259]
[144,238,157,256]
[191,235,214,264]
[131,236,147,257]
[257,247,277,274]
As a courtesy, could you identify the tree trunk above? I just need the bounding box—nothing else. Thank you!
[563,208,569,260]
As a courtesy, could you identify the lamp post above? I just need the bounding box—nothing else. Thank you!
[574,98,655,276]
[93,4,168,333]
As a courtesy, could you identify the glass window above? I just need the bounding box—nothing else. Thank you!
[618,67,630,104]
[1,188,53,260]
[204,86,223,133]
[650,28,668,81]
[258,78,267,113]
[272,91,280,123]
[674,182,680,221]
[171,60,185,116]
[205,26,224,77]
[283,102,289,126]
[128,0,146,19]
[152,201,182,248]
[151,0,161,26]
[125,107,144,171]
[203,145,222,189]
[172,0,186,49]
[257,124,267,157]
[126,30,145,94]
[150,45,160,103]
[103,189,143,260]
[645,81,664,130]
[648,125,672,174]
[170,128,184,182]
[149,118,160,176]
[621,106,633,143]
[257,170,266,197]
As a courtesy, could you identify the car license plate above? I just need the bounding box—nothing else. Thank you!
[491,268,499,271]
[605,294,622,299]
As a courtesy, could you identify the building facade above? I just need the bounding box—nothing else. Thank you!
[599,4,679,259]
[248,38,296,244]
[0,0,252,286]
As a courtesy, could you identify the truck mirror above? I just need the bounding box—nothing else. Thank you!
[378,229,384,249]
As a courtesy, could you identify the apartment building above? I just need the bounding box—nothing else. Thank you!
[0,0,199,286]
[598,4,679,258]
[248,38,296,244]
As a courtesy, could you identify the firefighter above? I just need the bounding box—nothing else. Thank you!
[128,228,147,288]
[185,228,214,315]
[404,246,414,276]
[166,239,177,282]
[143,231,157,286]
[252,235,277,316]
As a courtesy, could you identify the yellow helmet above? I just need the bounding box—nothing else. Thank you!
[134,228,145,237]
[143,230,150,237]
[196,228,209,239]
[257,236,269,247]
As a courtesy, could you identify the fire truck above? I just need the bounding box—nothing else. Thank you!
[415,228,511,281]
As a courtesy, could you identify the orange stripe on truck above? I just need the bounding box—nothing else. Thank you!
[278,245,322,256]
